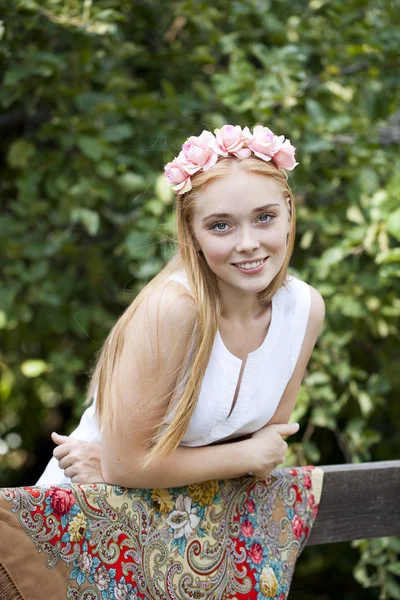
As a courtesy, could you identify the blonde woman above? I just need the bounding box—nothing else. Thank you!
[36,124,325,489]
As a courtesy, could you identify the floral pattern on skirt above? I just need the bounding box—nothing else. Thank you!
[0,466,323,600]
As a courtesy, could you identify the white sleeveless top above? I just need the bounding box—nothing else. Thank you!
[36,270,311,484]
[162,270,311,445]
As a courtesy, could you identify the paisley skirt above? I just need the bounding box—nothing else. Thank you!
[0,467,323,600]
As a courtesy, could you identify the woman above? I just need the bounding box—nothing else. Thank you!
[37,124,325,488]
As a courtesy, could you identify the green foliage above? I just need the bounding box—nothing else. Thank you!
[0,1,399,597]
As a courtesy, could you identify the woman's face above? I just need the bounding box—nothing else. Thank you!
[190,167,291,295]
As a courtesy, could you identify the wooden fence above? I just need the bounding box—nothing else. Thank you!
[307,460,400,545]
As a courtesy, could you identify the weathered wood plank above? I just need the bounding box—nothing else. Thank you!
[307,461,400,545]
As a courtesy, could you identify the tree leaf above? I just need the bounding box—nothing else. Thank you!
[77,136,104,161]
[7,139,35,168]
[20,360,49,378]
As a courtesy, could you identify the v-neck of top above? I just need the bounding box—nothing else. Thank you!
[214,287,282,368]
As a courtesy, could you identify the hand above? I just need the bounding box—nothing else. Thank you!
[249,422,299,480]
[52,432,105,484]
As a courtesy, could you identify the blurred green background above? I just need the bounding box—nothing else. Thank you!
[1,0,399,598]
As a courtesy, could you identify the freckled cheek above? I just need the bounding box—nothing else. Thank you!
[261,229,286,252]
[202,239,232,265]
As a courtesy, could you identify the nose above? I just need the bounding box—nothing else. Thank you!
[235,226,261,254]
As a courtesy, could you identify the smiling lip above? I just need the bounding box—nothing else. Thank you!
[232,257,268,274]
[232,257,267,265]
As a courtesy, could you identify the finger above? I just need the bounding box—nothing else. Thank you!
[64,466,78,479]
[53,444,70,460]
[58,455,74,470]
[274,423,300,437]
[51,432,70,445]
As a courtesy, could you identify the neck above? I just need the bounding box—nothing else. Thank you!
[218,280,270,326]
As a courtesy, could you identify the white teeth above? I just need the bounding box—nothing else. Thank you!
[236,259,263,270]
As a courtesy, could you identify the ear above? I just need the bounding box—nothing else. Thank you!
[286,197,292,246]
[286,196,292,220]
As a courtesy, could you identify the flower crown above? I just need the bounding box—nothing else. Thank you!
[164,124,298,195]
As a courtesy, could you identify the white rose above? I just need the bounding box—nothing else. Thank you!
[94,568,111,591]
[77,551,92,574]
[114,582,129,600]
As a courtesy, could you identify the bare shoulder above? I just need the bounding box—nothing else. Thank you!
[307,284,325,334]
[148,278,197,330]
[118,278,198,412]
[125,278,197,347]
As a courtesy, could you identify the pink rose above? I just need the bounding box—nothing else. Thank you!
[249,542,263,564]
[272,138,298,170]
[246,499,255,513]
[181,130,218,173]
[241,519,254,538]
[292,515,304,539]
[308,493,315,508]
[49,487,75,517]
[164,156,192,194]
[312,504,319,519]
[211,124,251,158]
[246,125,282,161]
[304,474,312,490]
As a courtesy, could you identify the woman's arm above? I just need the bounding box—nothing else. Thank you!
[101,429,258,488]
[52,425,259,487]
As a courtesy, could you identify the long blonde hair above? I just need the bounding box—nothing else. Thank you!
[84,156,297,468]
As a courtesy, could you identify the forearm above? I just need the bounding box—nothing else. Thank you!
[101,438,259,489]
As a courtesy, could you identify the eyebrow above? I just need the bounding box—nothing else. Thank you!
[202,203,281,223]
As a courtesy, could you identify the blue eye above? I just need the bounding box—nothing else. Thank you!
[209,213,275,232]
[259,213,275,223]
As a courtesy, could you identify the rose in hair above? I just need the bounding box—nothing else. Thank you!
[271,138,299,170]
[164,156,193,193]
[181,130,218,173]
[164,123,299,195]
[246,125,283,161]
[211,124,252,158]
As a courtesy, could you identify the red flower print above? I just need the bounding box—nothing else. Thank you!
[246,499,255,513]
[290,469,298,476]
[292,515,304,539]
[241,519,254,538]
[304,474,312,490]
[312,504,319,519]
[308,493,315,508]
[49,487,75,517]
[279,594,286,600]
[249,542,263,564]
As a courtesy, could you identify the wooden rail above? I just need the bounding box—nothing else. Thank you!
[307,460,400,545]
